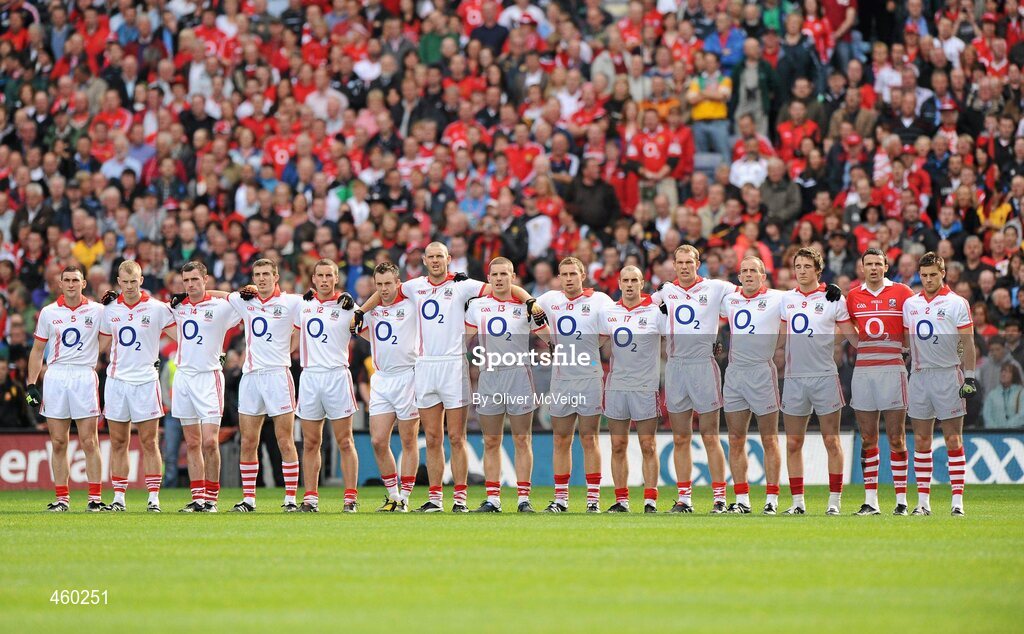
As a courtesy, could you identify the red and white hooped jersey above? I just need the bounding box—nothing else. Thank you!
[33,296,104,367]
[781,284,851,378]
[599,296,665,391]
[721,287,785,366]
[173,294,241,373]
[846,279,914,371]
[401,275,486,358]
[229,287,302,373]
[465,295,544,367]
[903,285,973,371]
[536,288,615,381]
[101,293,175,384]
[654,276,737,361]
[293,293,354,369]
[361,294,417,374]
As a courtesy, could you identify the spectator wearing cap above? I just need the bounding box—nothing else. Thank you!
[686,51,732,157]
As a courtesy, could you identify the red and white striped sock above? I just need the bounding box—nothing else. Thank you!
[863,448,880,507]
[485,481,501,506]
[517,480,531,504]
[789,477,805,508]
[453,484,468,506]
[765,482,780,506]
[643,487,658,507]
[585,473,601,505]
[428,485,443,505]
[240,461,259,504]
[382,472,399,500]
[554,473,570,506]
[614,487,629,505]
[891,450,908,505]
[303,490,319,507]
[205,480,220,503]
[733,482,750,507]
[190,480,205,503]
[712,481,727,503]
[281,461,299,503]
[676,480,692,504]
[948,446,966,509]
[87,481,102,504]
[112,475,128,504]
[344,488,358,505]
[828,472,843,508]
[55,484,70,505]
[400,475,416,501]
[145,473,161,504]
[914,450,933,509]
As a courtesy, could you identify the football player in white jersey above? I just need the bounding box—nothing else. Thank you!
[655,245,734,513]
[599,266,665,513]
[903,252,976,517]
[358,262,420,512]
[720,256,784,515]
[535,257,614,513]
[293,259,358,513]
[170,261,241,513]
[98,261,177,512]
[465,257,551,513]
[780,248,858,515]
[352,242,542,512]
[26,265,108,512]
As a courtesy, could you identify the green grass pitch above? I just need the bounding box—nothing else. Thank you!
[2,485,1021,633]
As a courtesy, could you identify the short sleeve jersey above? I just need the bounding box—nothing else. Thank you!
[599,296,665,391]
[228,287,303,373]
[780,284,851,378]
[721,287,785,366]
[292,293,355,369]
[173,294,241,373]
[33,296,104,367]
[903,286,973,371]
[655,276,737,360]
[101,293,176,384]
[536,288,615,381]
[361,293,418,374]
[465,295,544,368]
[401,274,486,358]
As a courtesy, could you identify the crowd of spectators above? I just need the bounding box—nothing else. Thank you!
[2,0,1024,437]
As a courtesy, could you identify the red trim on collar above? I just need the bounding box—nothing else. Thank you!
[428,273,455,287]
[564,288,595,301]
[487,294,523,303]
[741,286,768,299]
[796,283,826,297]
[922,284,952,303]
[181,293,212,306]
[616,294,654,310]
[677,275,703,291]
[57,295,88,311]
[381,289,407,307]
[316,291,342,303]
[118,291,151,308]
[258,286,282,304]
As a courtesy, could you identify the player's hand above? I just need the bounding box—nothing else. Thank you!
[302,289,315,301]
[350,309,364,335]
[239,284,258,301]
[101,290,119,305]
[656,281,667,292]
[713,340,724,356]
[154,359,161,371]
[169,293,187,309]
[26,384,41,409]
[218,353,226,367]
[526,299,547,326]
[825,284,842,302]
[959,378,978,399]
[453,272,469,282]
[546,340,556,352]
[659,302,667,315]
[338,293,355,310]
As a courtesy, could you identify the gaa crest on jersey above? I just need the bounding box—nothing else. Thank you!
[142,315,151,325]
[698,294,708,306]
[582,304,590,314]
[814,303,824,314]
[889,299,897,308]
[396,309,405,319]
[937,308,946,319]
[273,306,282,317]
[639,317,647,327]
[757,300,767,310]
[84,316,93,326]
[330,310,340,320]
[513,307,522,318]
[444,287,454,298]
[204,310,214,321]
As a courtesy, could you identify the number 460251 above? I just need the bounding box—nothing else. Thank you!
[50,589,107,605]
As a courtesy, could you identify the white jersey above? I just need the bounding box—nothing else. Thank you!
[361,293,417,374]
[101,293,175,384]
[780,284,851,378]
[293,293,354,369]
[536,288,615,381]
[722,287,785,366]
[903,286,972,371]
[599,296,665,391]
[33,296,104,366]
[228,287,302,373]
[465,295,543,368]
[655,277,736,360]
[172,294,241,373]
[401,274,486,358]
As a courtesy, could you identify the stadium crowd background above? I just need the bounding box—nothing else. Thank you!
[2,0,1024,470]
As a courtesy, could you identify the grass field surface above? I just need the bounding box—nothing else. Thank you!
[1,485,1021,633]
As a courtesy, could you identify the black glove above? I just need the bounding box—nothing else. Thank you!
[218,353,226,367]
[302,289,315,301]
[338,292,355,310]
[154,359,161,371]
[453,272,469,282]
[101,290,119,305]
[169,293,187,309]
[350,309,365,335]
[546,339,556,352]
[526,298,547,326]
[238,285,258,301]
[26,384,41,409]
[825,283,842,302]
[959,377,978,399]
[713,340,724,356]
[464,295,481,311]
[659,302,667,315]
[657,281,668,292]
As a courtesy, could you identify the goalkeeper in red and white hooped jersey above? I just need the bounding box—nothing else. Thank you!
[902,252,976,517]
[779,247,858,516]
[845,248,915,517]
[719,256,784,515]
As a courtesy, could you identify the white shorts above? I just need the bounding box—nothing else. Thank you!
[908,368,966,421]
[549,376,603,417]
[723,363,781,416]
[297,368,358,421]
[40,365,100,420]
[603,390,660,422]
[104,377,164,423]
[415,357,470,409]
[781,375,845,417]
[665,358,723,414]
[172,370,225,425]
[238,368,296,417]
[369,368,418,420]
[476,367,537,416]
[850,368,908,412]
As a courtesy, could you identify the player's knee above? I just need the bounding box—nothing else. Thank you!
[201,436,219,454]
[728,432,746,449]
[184,433,202,451]
[512,434,531,449]
[611,438,628,456]
[51,437,68,454]
[914,433,931,450]
[370,434,389,455]
[639,439,656,457]
[673,433,692,449]
[448,429,466,446]
[823,435,842,453]
[424,432,443,450]
[945,434,963,452]
[483,434,501,450]
[78,434,99,453]
[336,434,355,452]
[786,435,804,453]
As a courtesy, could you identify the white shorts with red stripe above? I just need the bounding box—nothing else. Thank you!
[723,363,781,416]
[665,357,724,414]
[850,368,908,412]
[238,368,296,417]
[104,377,164,423]
[476,367,537,416]
[369,368,418,420]
[603,390,660,422]
[908,367,966,421]
[40,364,100,420]
[297,367,357,421]
[549,377,603,418]
[415,357,471,409]
[172,369,226,425]
[781,375,845,417]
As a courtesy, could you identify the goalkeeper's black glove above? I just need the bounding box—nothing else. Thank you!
[959,377,978,399]
[338,293,355,310]
[526,298,547,326]
[453,272,469,282]
[238,285,259,301]
[825,284,842,302]
[26,384,41,409]
[302,289,315,301]
[169,293,187,309]
[101,290,119,305]
[350,309,365,335]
